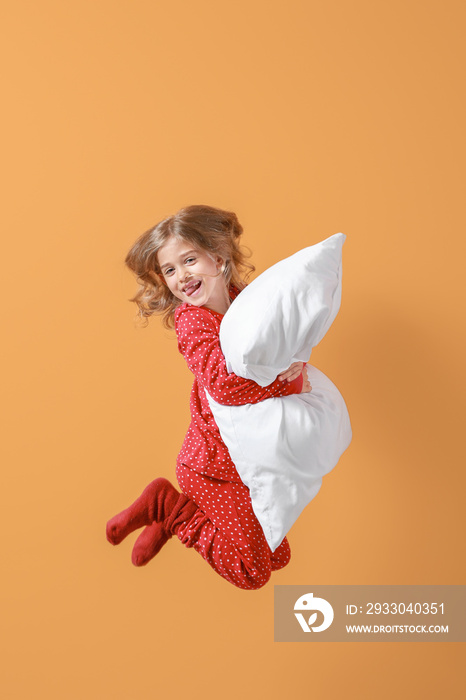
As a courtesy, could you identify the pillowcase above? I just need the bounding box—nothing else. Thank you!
[205,365,352,552]
[220,233,346,386]
[204,233,352,551]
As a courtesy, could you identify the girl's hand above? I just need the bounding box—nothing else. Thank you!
[300,365,312,394]
[278,361,305,383]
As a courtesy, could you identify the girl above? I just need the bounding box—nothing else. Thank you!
[106,204,311,590]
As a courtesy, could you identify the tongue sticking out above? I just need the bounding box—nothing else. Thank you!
[185,280,201,296]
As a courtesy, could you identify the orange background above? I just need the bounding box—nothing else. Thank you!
[1,1,465,698]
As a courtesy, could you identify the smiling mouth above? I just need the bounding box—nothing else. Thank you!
[183,280,202,296]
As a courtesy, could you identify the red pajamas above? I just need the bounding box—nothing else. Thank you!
[176,464,291,589]
[172,290,303,589]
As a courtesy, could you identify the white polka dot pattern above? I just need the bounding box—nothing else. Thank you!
[176,463,291,589]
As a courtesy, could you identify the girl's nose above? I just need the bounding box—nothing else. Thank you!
[179,267,190,283]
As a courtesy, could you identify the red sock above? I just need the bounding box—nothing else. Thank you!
[106,478,184,545]
[131,521,172,566]
[106,477,198,553]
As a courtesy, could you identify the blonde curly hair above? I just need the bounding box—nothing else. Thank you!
[124,204,255,329]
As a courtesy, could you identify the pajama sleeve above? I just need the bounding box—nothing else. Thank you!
[175,305,303,406]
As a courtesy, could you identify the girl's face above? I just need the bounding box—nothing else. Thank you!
[157,236,230,315]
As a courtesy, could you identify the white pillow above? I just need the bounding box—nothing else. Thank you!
[221,233,346,386]
[204,234,352,551]
[205,365,352,551]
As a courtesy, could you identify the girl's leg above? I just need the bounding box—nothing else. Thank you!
[175,464,291,590]
[106,470,291,589]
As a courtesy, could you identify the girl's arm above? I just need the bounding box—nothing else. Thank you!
[175,305,303,406]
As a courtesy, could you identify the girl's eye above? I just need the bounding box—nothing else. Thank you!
[185,257,196,264]
[163,268,174,276]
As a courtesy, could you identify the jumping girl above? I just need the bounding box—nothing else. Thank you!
[106,204,311,590]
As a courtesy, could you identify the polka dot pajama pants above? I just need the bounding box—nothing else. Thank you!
[175,462,291,590]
